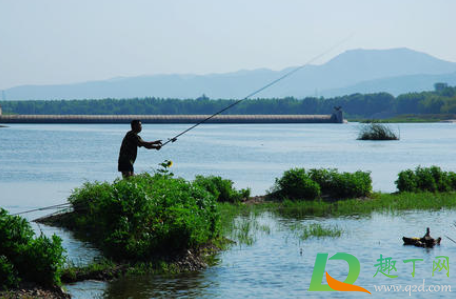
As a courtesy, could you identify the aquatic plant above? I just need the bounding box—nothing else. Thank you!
[272,168,372,200]
[357,123,399,140]
[396,166,456,192]
[274,191,456,220]
[67,173,220,260]
[194,175,251,203]
[0,209,65,289]
[289,222,342,240]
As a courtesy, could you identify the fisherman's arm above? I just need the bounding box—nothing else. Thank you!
[139,139,162,150]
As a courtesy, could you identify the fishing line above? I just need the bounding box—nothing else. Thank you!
[161,34,353,147]
[12,197,97,217]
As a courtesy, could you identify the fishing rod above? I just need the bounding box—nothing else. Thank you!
[11,202,73,216]
[161,34,353,147]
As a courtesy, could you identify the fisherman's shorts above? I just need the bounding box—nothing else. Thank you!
[118,161,134,173]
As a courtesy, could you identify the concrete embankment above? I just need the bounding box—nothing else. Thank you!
[0,114,345,124]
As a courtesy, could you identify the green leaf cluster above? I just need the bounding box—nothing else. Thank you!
[273,168,372,200]
[193,175,250,203]
[396,166,456,192]
[0,209,65,289]
[67,173,220,260]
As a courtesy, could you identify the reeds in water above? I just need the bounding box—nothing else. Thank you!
[358,123,399,140]
[289,222,342,240]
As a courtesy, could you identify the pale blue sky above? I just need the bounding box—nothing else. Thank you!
[0,0,454,89]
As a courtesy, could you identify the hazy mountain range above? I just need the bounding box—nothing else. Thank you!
[3,48,456,101]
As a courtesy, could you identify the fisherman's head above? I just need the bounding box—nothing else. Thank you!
[131,119,142,133]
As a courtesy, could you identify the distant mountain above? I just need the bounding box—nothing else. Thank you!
[3,48,456,100]
[321,71,456,97]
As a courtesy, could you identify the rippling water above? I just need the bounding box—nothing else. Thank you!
[1,123,455,298]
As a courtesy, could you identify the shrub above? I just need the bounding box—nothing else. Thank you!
[331,171,372,198]
[396,166,456,192]
[0,209,65,288]
[0,255,18,290]
[274,168,321,200]
[193,175,250,202]
[273,168,372,200]
[395,169,417,192]
[20,235,65,286]
[449,172,456,190]
[415,166,438,192]
[357,123,399,140]
[67,173,221,260]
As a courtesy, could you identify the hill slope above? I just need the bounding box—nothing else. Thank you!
[3,48,456,100]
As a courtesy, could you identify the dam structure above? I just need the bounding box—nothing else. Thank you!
[0,106,344,124]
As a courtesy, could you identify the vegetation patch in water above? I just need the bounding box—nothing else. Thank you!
[275,192,456,219]
[65,172,221,261]
[272,168,372,200]
[0,209,65,289]
[357,123,399,140]
[396,166,456,193]
[290,223,342,240]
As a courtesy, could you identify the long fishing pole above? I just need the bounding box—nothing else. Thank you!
[11,202,73,216]
[161,34,353,147]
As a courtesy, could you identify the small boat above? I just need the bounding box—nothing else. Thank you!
[403,228,441,247]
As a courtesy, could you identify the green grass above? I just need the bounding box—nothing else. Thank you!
[289,223,342,240]
[216,192,456,247]
[274,192,456,219]
[218,203,274,246]
[219,192,456,221]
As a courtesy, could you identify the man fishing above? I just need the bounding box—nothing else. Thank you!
[118,119,162,178]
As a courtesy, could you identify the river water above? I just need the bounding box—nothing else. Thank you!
[0,123,455,298]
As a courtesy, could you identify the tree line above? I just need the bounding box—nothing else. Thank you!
[1,83,455,118]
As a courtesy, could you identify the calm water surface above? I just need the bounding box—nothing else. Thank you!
[0,123,455,298]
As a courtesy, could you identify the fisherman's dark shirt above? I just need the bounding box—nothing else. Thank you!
[118,131,143,166]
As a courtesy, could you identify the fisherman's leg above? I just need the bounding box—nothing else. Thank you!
[122,171,133,178]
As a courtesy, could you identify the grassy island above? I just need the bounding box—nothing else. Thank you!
[36,169,249,283]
